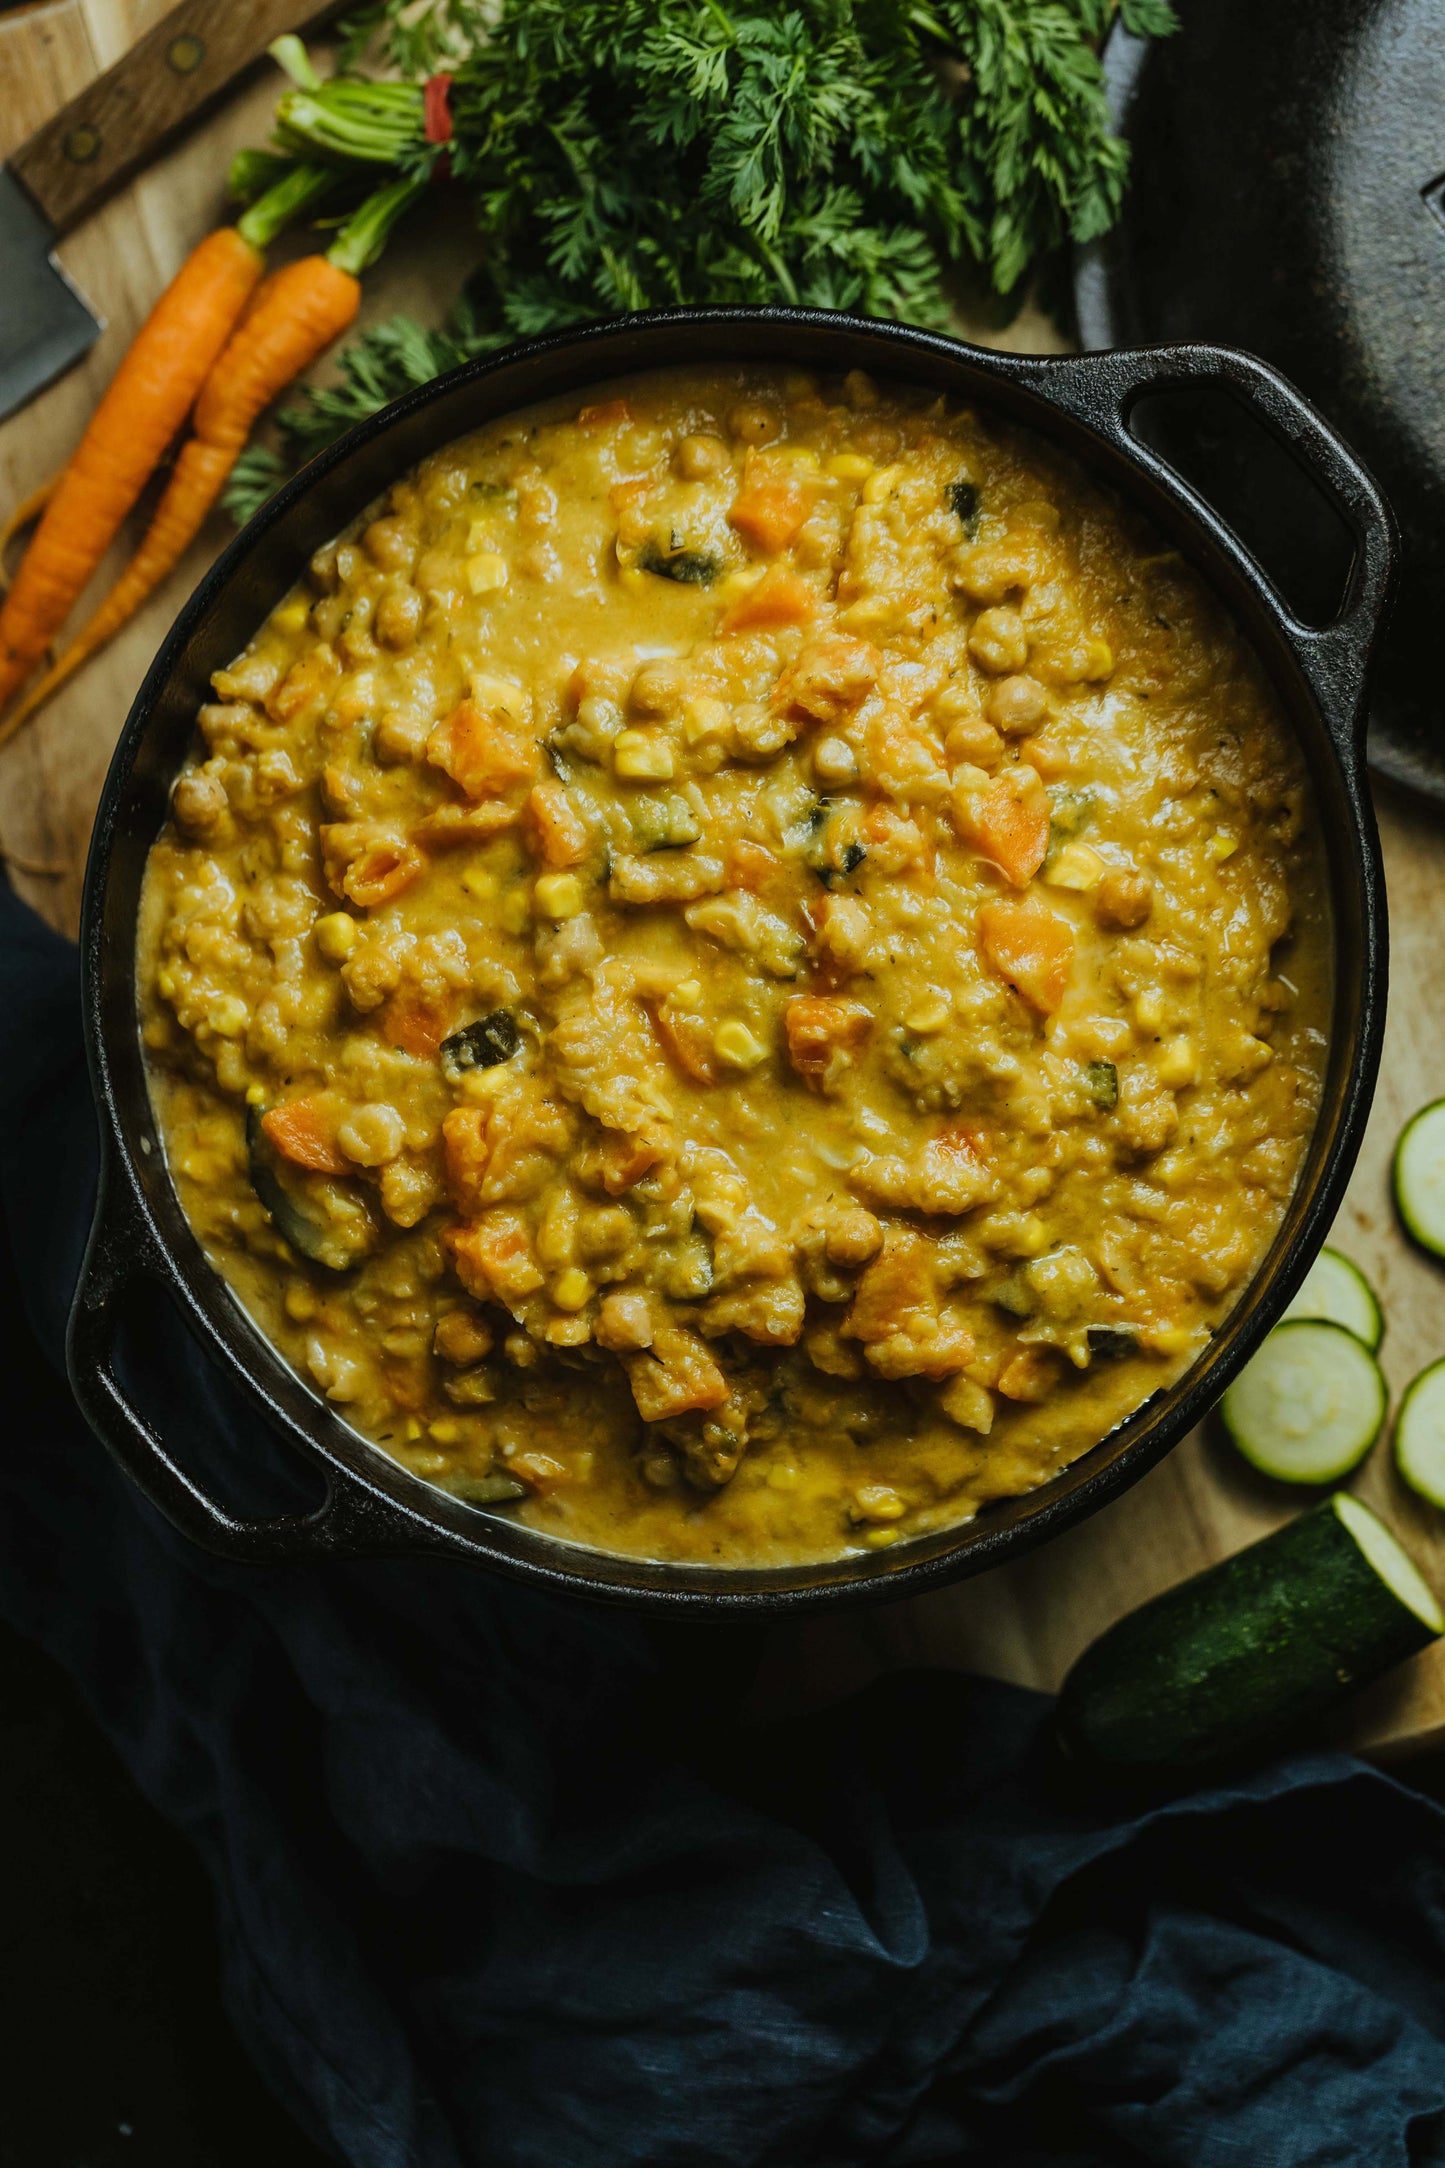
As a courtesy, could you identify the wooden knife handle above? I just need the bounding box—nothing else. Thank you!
[9,0,334,237]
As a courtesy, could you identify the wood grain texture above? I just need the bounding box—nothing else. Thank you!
[5,0,1445,1756]
[9,0,334,234]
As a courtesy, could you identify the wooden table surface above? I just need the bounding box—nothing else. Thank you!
[7,0,1445,1756]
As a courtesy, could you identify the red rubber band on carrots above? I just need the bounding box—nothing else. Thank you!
[424,74,454,145]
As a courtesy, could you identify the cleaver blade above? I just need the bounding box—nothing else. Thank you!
[0,166,104,424]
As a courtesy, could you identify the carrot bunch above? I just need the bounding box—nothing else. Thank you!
[0,143,421,744]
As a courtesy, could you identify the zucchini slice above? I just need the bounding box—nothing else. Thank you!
[1281,1245,1383,1351]
[1055,1493,1444,1773]
[246,1106,377,1274]
[1220,1318,1386,1484]
[1395,1358,1445,1509]
[1394,1098,1445,1257]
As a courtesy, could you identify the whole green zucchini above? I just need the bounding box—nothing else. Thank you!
[1055,1495,1443,1774]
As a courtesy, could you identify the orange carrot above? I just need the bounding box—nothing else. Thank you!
[0,473,59,592]
[0,229,263,709]
[0,173,415,744]
[0,257,360,744]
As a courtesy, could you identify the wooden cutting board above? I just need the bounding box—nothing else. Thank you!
[7,0,1445,1757]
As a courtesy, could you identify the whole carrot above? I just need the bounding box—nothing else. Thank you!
[0,166,335,713]
[0,180,423,745]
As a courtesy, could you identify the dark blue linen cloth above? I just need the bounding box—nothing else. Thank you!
[7,877,1445,2168]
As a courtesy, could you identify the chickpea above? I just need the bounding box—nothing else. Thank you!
[373,709,430,765]
[434,1309,495,1365]
[171,769,229,840]
[307,543,340,595]
[363,516,418,572]
[1094,867,1155,930]
[336,1102,406,1167]
[728,400,781,445]
[629,659,688,717]
[843,368,878,409]
[674,432,730,480]
[577,1206,635,1262]
[944,716,1004,769]
[968,606,1029,676]
[986,673,1048,735]
[823,1204,884,1268]
[374,586,423,652]
[595,1291,654,1352]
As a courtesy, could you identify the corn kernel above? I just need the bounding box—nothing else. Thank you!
[534,871,584,919]
[862,463,902,505]
[813,735,858,784]
[461,865,498,900]
[1141,1323,1195,1357]
[315,910,357,960]
[467,551,508,594]
[284,1282,317,1323]
[273,597,310,636]
[245,1082,265,1106]
[863,1526,900,1548]
[1044,842,1105,891]
[904,993,951,1035]
[826,452,873,481]
[683,694,729,745]
[1208,830,1239,862]
[1135,989,1166,1033]
[851,1484,906,1524]
[428,1418,463,1445]
[613,729,675,780]
[210,994,249,1038]
[552,1266,593,1312]
[1156,1036,1198,1089]
[156,969,176,1001]
[405,1418,423,1441]
[501,889,531,935]
[1081,636,1114,681]
[671,979,703,1008]
[713,1020,768,1070]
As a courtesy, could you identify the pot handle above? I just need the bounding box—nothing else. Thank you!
[66,1162,436,1565]
[1033,346,1396,757]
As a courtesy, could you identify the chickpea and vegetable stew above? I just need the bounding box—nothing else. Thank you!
[137,364,1329,1568]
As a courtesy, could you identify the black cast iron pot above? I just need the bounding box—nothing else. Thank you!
[67,308,1393,1611]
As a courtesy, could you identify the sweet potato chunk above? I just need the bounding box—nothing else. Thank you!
[383,986,455,1060]
[977,898,1074,1014]
[427,696,536,800]
[625,1325,730,1422]
[320,823,425,908]
[951,767,1050,888]
[523,781,590,867]
[772,634,880,725]
[720,568,817,633]
[445,1211,545,1307]
[784,996,873,1090]
[261,1096,348,1176]
[728,452,816,554]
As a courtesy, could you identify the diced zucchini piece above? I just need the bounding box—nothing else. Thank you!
[628,794,702,851]
[946,478,980,533]
[1221,1318,1386,1484]
[1082,1059,1118,1110]
[637,539,720,585]
[246,1107,377,1274]
[441,1010,521,1079]
[1056,1493,1444,1773]
[1281,1245,1383,1351]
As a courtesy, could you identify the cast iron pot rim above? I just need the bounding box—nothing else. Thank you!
[72,303,1392,1612]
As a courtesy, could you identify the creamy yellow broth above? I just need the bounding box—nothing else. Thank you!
[137,364,1328,1566]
